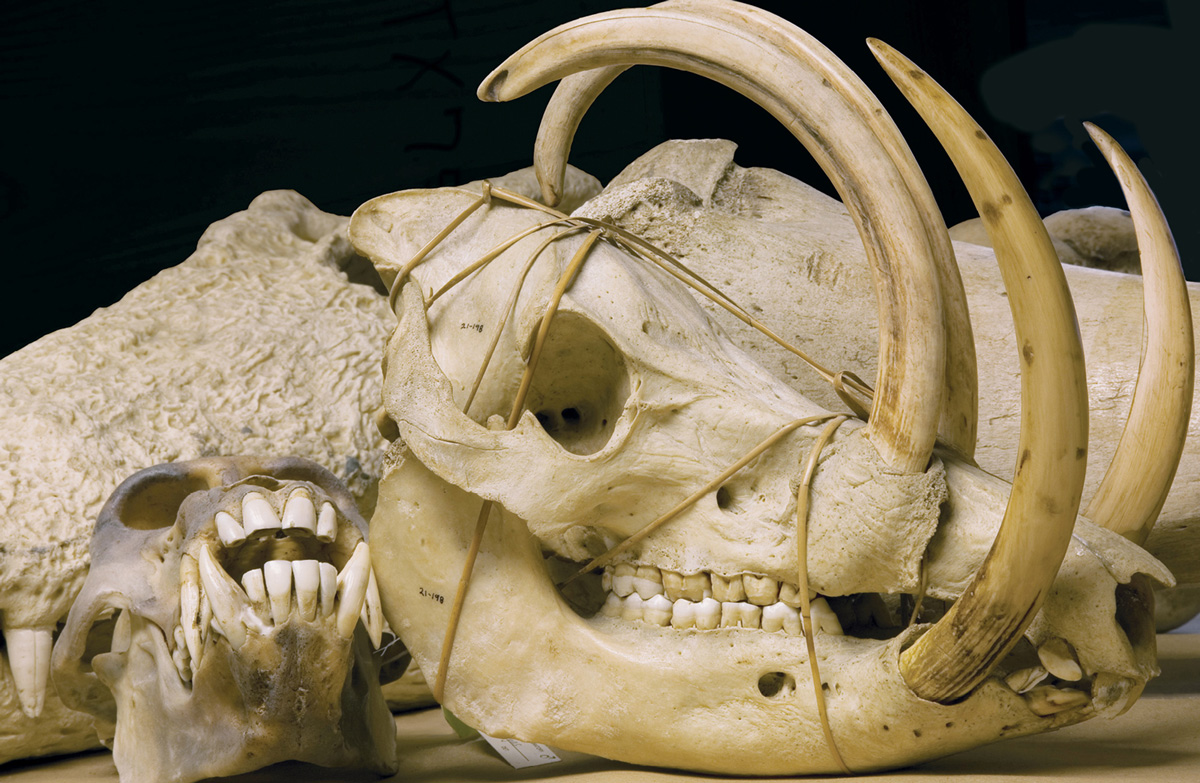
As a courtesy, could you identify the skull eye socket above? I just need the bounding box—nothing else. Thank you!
[525,312,629,456]
[116,474,213,530]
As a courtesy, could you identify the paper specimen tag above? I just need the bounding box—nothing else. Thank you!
[479,733,562,769]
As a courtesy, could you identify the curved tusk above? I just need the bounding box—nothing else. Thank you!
[481,3,946,473]
[870,39,1089,703]
[1082,123,1193,546]
[531,0,979,458]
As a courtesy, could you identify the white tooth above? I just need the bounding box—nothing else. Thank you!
[694,597,721,630]
[1006,665,1049,694]
[197,547,248,648]
[241,492,281,535]
[4,625,53,718]
[643,594,672,626]
[319,562,338,617]
[215,511,245,546]
[633,577,665,599]
[317,502,337,541]
[810,597,844,636]
[720,602,739,628]
[180,554,205,669]
[1024,685,1091,716]
[662,570,684,600]
[241,569,269,622]
[782,606,801,636]
[264,560,293,624]
[778,582,803,608]
[282,490,317,534]
[744,575,779,606]
[361,568,384,647]
[601,593,623,618]
[292,560,319,622]
[612,573,635,597]
[739,602,762,629]
[711,574,746,602]
[1038,637,1083,681]
[172,625,191,682]
[682,573,712,601]
[336,542,371,637]
[601,568,613,593]
[762,602,789,633]
[671,599,696,629]
[620,593,645,622]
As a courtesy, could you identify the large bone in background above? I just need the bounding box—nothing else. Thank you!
[582,138,1200,588]
[0,191,393,763]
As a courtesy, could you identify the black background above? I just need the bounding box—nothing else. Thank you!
[2,0,1194,358]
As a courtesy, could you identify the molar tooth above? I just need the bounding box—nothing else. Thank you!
[662,570,684,600]
[762,602,791,633]
[694,597,720,630]
[292,560,320,622]
[743,575,779,606]
[197,546,248,648]
[215,511,245,546]
[1024,685,1091,716]
[264,560,293,624]
[633,565,664,599]
[1006,665,1049,694]
[612,568,635,597]
[3,625,53,718]
[336,542,371,637]
[682,573,711,601]
[643,594,672,626]
[281,489,317,534]
[1037,637,1083,681]
[317,502,337,541]
[361,568,384,647]
[601,568,613,593]
[740,602,763,629]
[319,562,338,617]
[180,553,205,669]
[711,573,746,602]
[778,582,803,608]
[620,593,645,622]
[242,492,281,535]
[671,599,696,629]
[810,597,844,636]
[601,593,622,618]
[720,602,740,628]
[241,568,269,622]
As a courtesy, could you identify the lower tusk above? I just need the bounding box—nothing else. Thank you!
[3,624,54,718]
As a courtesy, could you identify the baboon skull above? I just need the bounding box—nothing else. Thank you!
[52,457,398,783]
[351,1,1189,775]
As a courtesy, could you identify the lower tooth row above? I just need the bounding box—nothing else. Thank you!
[601,592,843,635]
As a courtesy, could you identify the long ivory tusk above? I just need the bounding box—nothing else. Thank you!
[870,39,1089,703]
[480,4,945,473]
[1082,123,1194,546]
[529,0,979,459]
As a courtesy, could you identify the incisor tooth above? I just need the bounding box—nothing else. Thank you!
[197,546,248,648]
[317,502,337,541]
[671,598,696,629]
[319,562,338,617]
[336,542,371,637]
[293,560,319,621]
[1038,637,1083,681]
[180,553,205,668]
[4,625,53,718]
[282,489,317,534]
[810,597,844,636]
[242,492,281,535]
[241,568,269,622]
[215,511,245,546]
[712,573,746,602]
[1024,685,1090,716]
[264,560,293,623]
[643,594,672,626]
[620,593,645,622]
[694,597,720,630]
[743,575,779,606]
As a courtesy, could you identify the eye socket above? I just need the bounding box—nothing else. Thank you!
[526,312,630,456]
[115,473,213,530]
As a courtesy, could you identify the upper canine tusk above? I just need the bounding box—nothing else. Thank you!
[479,2,950,474]
[1080,123,1194,547]
[870,39,1089,704]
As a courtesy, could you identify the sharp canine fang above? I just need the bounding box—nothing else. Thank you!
[336,542,371,637]
[242,491,280,535]
[264,560,293,623]
[282,490,317,534]
[4,625,53,718]
[197,547,248,648]
[215,511,245,546]
[363,567,384,647]
[180,554,205,669]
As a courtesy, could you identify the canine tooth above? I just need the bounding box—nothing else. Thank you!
[317,502,337,541]
[1024,685,1091,716]
[4,625,53,718]
[242,491,280,535]
[361,568,384,647]
[197,546,248,648]
[292,560,319,621]
[215,511,245,546]
[682,573,711,601]
[1037,637,1083,681]
[671,598,696,629]
[241,568,269,621]
[601,592,623,617]
[1006,665,1049,694]
[633,566,665,599]
[620,593,645,622]
[180,554,205,668]
[694,597,720,630]
[743,575,779,605]
[336,542,371,637]
[810,597,843,636]
[264,560,293,623]
[711,573,746,602]
[282,489,317,534]
[643,594,672,626]
[319,562,338,617]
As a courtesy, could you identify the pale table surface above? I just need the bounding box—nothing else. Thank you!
[6,634,1199,782]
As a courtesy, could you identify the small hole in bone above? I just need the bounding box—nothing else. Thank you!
[716,485,734,510]
[757,671,796,698]
[561,407,581,424]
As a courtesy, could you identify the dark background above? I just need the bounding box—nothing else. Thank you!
[2,0,1194,358]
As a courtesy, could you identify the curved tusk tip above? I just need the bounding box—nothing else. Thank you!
[476,68,509,102]
[1082,121,1116,152]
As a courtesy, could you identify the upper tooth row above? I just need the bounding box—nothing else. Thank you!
[601,593,843,635]
[603,565,814,606]
[216,490,338,546]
